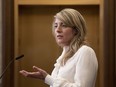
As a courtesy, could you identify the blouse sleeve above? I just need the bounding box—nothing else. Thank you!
[45,47,98,87]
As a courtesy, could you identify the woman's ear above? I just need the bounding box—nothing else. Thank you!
[73,28,78,35]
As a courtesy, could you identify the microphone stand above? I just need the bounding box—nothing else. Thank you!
[0,54,24,79]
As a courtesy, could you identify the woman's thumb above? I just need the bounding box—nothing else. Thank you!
[33,66,40,71]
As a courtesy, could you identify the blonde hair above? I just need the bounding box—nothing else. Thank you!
[53,8,88,65]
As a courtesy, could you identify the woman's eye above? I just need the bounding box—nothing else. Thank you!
[54,25,57,28]
[62,24,67,28]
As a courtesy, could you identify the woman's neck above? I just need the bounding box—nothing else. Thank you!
[61,46,69,56]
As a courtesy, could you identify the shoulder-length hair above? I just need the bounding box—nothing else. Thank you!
[52,8,88,65]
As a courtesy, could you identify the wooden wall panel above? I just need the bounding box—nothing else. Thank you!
[18,0,100,5]
[18,6,61,87]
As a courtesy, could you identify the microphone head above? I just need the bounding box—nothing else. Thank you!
[15,54,24,60]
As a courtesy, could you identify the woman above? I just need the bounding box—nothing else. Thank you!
[20,8,98,87]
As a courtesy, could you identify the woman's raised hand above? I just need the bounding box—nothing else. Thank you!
[19,66,48,80]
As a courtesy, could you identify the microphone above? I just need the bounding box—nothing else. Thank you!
[0,54,24,79]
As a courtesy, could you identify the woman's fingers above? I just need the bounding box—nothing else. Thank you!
[33,66,44,73]
[20,70,30,77]
[19,66,48,80]
[33,66,40,71]
[20,70,41,78]
[33,66,48,78]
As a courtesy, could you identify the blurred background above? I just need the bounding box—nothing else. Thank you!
[0,0,115,87]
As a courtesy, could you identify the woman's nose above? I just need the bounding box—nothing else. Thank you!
[56,26,62,33]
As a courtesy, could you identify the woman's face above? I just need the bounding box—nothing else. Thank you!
[53,18,76,47]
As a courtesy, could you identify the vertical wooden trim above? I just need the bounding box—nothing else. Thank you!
[0,0,2,86]
[114,0,116,87]
[2,0,14,87]
[99,0,105,86]
[14,0,20,87]
[103,0,115,87]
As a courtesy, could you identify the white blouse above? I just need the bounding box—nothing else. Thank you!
[45,45,98,87]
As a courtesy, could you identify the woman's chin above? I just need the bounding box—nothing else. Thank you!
[56,41,68,47]
[56,42,64,47]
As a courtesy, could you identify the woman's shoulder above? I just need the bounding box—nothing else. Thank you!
[78,45,95,53]
[74,45,96,57]
[73,45,97,64]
